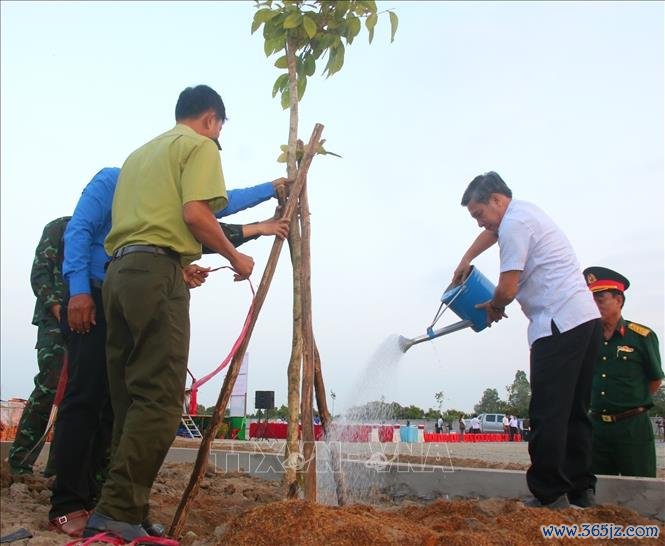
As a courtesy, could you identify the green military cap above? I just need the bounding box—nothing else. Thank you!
[583,266,630,293]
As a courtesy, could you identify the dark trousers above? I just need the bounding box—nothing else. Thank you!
[50,287,113,518]
[592,412,656,477]
[96,252,190,524]
[527,318,601,504]
[509,426,518,441]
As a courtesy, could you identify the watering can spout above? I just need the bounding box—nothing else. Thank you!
[398,320,473,353]
[398,335,414,353]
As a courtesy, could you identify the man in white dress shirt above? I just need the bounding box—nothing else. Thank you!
[453,171,601,509]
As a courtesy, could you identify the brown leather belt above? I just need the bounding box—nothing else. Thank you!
[590,406,647,423]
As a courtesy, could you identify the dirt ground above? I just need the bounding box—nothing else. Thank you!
[1,450,663,546]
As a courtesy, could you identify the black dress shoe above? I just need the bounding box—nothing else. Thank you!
[568,488,597,508]
[83,511,148,541]
[143,518,166,537]
[523,495,570,509]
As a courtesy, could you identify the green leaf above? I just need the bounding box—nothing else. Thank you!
[302,15,317,39]
[365,12,378,31]
[389,11,399,43]
[252,8,276,34]
[358,0,377,14]
[283,12,302,29]
[319,33,333,49]
[263,17,282,39]
[303,53,316,76]
[280,88,290,110]
[347,16,361,40]
[274,55,288,69]
[368,26,375,44]
[264,34,286,56]
[272,73,289,98]
[297,75,307,100]
[277,151,288,163]
[325,43,345,77]
[280,144,289,152]
[316,144,342,158]
[335,0,350,18]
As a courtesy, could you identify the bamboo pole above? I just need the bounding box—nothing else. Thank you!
[168,123,324,538]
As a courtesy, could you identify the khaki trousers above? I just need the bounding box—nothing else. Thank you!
[96,252,189,523]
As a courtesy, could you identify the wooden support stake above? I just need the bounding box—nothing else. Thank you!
[299,179,316,501]
[285,207,303,496]
[168,122,324,539]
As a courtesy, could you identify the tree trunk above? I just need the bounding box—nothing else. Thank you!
[299,178,316,502]
[168,123,324,538]
[284,36,303,498]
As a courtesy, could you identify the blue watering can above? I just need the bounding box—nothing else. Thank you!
[398,266,496,353]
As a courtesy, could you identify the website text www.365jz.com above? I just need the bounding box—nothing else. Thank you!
[541,523,660,540]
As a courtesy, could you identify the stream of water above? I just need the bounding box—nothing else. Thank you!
[318,334,408,504]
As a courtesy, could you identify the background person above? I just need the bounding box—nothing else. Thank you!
[584,266,664,478]
[8,217,70,477]
[509,415,519,441]
[453,171,601,509]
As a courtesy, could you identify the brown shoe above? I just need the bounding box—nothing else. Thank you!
[49,509,90,537]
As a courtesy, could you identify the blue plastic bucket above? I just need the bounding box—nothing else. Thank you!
[440,266,496,332]
[399,426,419,443]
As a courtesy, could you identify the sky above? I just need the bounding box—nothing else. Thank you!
[1,1,663,416]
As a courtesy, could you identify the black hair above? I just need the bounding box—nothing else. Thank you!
[461,171,513,206]
[175,85,227,122]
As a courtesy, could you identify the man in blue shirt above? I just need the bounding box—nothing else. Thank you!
[48,167,288,537]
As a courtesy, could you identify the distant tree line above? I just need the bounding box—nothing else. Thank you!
[473,370,531,417]
[196,373,665,420]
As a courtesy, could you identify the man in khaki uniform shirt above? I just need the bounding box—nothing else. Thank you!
[87,85,254,541]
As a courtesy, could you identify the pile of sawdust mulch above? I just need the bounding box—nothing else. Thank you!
[217,498,663,546]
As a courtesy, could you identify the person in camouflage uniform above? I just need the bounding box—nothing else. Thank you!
[8,216,71,476]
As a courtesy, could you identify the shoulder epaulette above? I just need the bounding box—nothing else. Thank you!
[628,322,651,337]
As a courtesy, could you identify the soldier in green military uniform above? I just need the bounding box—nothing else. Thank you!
[8,216,71,476]
[584,266,664,478]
